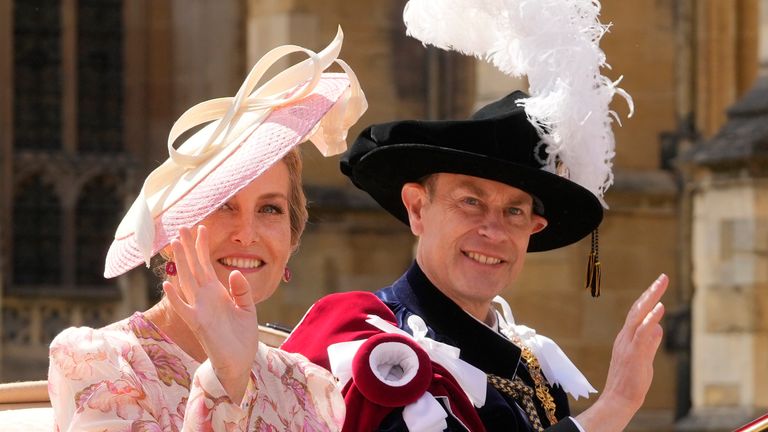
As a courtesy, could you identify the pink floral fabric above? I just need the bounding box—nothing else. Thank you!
[48,313,344,431]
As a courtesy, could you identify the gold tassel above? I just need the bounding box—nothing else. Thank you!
[585,229,601,297]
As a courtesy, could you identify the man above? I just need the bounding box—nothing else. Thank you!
[284,91,667,432]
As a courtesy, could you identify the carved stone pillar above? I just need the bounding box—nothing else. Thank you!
[694,0,759,138]
[679,76,768,430]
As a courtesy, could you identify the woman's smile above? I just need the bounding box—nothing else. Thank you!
[217,255,265,272]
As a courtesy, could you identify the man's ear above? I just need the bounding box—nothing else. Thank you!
[531,214,548,235]
[401,182,428,236]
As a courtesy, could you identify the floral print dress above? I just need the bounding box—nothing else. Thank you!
[48,312,344,431]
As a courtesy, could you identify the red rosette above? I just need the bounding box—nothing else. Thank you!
[351,333,432,407]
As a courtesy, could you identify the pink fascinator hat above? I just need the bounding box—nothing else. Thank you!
[105,27,367,278]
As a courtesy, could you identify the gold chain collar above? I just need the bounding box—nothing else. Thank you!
[487,334,559,429]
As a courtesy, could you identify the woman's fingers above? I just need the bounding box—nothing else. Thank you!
[174,226,221,305]
[179,227,207,284]
[162,280,193,321]
[173,225,258,317]
[194,225,217,282]
[229,270,256,312]
[171,239,197,305]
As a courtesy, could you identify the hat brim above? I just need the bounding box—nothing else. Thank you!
[348,144,603,252]
[104,74,351,278]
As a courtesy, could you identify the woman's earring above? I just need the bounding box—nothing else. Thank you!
[165,261,177,276]
[282,267,292,283]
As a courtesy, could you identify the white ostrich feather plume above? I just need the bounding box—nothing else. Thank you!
[403,0,634,206]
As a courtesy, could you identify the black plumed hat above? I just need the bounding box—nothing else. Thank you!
[340,91,602,252]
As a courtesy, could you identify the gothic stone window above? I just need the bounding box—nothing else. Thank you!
[9,1,124,292]
[77,0,123,153]
[75,175,122,286]
[13,0,62,151]
[12,175,62,286]
[2,1,128,367]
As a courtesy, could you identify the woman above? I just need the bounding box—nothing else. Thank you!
[47,28,366,431]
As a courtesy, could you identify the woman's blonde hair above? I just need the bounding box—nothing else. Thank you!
[282,147,308,251]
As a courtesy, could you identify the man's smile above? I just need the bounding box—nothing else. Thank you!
[462,250,504,265]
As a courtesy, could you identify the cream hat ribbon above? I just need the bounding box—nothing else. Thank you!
[114,27,366,266]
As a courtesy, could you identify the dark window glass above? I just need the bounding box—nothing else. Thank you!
[12,176,62,285]
[77,0,123,152]
[76,176,121,284]
[13,0,62,150]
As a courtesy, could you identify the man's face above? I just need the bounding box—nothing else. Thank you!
[402,173,548,317]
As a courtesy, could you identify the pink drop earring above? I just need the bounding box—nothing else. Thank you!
[165,261,177,276]
[282,267,292,283]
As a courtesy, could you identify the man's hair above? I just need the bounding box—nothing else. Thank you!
[418,174,438,200]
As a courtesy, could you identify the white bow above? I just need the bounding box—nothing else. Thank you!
[326,314,486,432]
[365,314,487,408]
[493,296,597,399]
[402,392,449,432]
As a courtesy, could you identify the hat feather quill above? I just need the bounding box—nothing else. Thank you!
[404,0,633,206]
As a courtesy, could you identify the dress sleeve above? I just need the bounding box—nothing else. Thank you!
[185,349,345,431]
[183,359,253,431]
[250,347,346,430]
[48,326,171,432]
[289,353,346,430]
[49,326,260,432]
[49,328,344,431]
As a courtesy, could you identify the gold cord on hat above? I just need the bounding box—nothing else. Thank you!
[585,228,601,297]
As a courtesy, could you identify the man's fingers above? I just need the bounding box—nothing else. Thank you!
[229,270,256,312]
[634,302,665,351]
[643,302,666,326]
[625,274,668,329]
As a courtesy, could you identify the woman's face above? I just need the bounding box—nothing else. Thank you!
[194,161,293,304]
